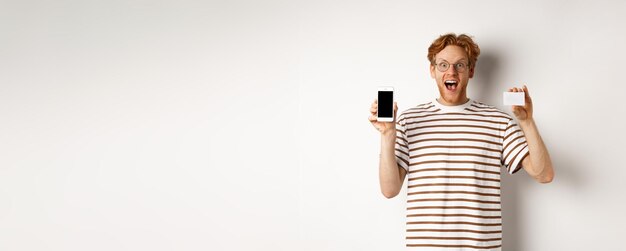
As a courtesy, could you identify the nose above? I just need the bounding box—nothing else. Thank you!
[446,65,458,75]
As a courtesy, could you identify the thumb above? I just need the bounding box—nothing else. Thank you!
[512,106,521,116]
[523,85,531,100]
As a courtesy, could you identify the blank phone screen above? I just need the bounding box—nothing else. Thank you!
[378,91,393,118]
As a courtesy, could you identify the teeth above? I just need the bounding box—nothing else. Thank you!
[445,80,457,84]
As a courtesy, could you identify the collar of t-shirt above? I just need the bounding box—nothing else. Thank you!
[433,98,473,112]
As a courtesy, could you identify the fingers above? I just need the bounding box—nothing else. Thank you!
[371,99,378,107]
[508,86,526,96]
[523,85,531,99]
[508,85,532,105]
[509,85,528,93]
[370,99,378,114]
[369,100,378,123]
[368,114,377,122]
[370,105,378,114]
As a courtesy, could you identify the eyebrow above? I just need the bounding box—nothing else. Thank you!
[435,59,469,64]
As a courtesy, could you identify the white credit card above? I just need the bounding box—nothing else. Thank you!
[503,92,525,106]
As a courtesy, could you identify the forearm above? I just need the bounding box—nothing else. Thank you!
[379,130,404,198]
[519,118,554,183]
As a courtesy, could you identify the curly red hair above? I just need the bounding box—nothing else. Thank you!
[427,33,480,69]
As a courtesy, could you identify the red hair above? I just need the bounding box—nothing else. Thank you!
[427,33,480,69]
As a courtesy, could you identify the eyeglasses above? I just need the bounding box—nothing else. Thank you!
[434,60,469,73]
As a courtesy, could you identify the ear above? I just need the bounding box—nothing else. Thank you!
[430,64,436,79]
[469,66,475,78]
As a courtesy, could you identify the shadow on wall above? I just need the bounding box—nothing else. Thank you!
[471,49,526,250]
[471,51,500,105]
[501,142,584,250]
[473,48,584,250]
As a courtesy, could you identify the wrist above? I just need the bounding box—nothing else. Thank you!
[519,117,535,128]
[381,128,396,138]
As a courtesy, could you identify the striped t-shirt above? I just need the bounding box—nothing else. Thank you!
[395,99,529,250]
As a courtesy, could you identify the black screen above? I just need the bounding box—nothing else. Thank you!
[378,91,393,118]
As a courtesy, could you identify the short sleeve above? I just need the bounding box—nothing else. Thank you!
[395,115,410,171]
[502,118,529,174]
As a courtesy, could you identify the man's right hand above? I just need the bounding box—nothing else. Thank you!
[368,99,398,135]
[370,99,405,198]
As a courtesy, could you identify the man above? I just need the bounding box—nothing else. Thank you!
[368,33,554,250]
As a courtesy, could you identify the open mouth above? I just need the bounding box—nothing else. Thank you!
[444,80,458,91]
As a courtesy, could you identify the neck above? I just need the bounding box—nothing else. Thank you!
[437,96,469,106]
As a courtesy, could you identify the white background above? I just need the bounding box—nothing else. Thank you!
[1,0,625,250]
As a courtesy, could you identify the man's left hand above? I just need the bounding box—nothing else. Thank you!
[509,85,533,122]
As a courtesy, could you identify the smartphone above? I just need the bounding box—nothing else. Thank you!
[377,86,394,122]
